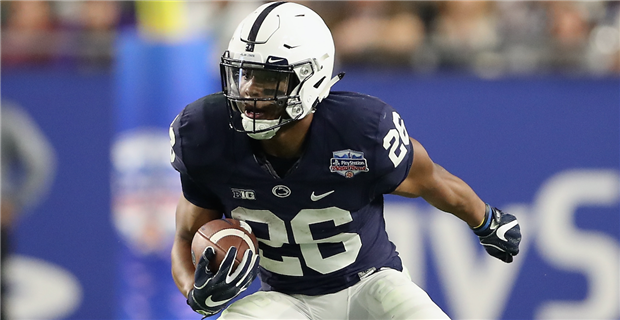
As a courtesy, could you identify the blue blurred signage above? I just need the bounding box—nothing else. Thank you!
[111,27,217,319]
[2,68,618,319]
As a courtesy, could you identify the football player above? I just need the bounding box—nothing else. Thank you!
[170,2,521,319]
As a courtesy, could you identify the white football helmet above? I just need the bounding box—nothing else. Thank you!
[221,1,343,140]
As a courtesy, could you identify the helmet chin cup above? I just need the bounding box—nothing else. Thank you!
[241,115,281,140]
[247,129,278,140]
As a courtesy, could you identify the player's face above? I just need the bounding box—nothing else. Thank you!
[237,69,291,120]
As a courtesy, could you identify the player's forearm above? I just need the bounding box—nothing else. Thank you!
[422,164,486,228]
[171,237,196,298]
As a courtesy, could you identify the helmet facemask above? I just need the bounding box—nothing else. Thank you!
[222,53,310,140]
[221,1,341,140]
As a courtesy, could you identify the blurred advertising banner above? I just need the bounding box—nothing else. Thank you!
[3,67,617,319]
[337,73,620,320]
[111,2,217,318]
[2,70,116,319]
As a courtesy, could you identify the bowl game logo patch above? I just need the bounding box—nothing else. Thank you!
[330,149,369,178]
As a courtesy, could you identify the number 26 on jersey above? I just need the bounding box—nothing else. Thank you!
[383,111,410,167]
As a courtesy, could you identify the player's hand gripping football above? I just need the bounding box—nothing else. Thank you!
[472,204,521,263]
[187,246,259,317]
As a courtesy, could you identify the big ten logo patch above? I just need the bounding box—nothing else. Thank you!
[232,188,256,200]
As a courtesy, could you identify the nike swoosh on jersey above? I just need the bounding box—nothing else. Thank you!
[311,190,335,201]
[497,220,518,241]
[204,295,233,308]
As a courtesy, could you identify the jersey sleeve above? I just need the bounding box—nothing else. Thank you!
[169,93,229,175]
[169,93,229,210]
[169,111,187,175]
[180,173,225,211]
[370,104,413,196]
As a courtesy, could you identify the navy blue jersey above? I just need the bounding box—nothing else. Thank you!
[170,91,414,295]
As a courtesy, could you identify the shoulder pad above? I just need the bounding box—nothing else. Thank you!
[169,93,229,175]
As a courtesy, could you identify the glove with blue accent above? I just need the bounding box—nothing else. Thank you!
[472,204,521,263]
[187,246,260,317]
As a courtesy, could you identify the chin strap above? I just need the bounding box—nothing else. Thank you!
[318,72,345,101]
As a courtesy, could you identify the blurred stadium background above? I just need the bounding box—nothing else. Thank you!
[1,1,618,320]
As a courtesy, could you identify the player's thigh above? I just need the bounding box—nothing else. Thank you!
[350,268,450,320]
[220,291,310,320]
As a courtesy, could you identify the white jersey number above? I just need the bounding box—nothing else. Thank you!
[169,115,179,163]
[231,207,362,276]
[383,111,410,167]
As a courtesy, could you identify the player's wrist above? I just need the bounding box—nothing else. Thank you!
[184,285,193,299]
[186,289,201,311]
[186,288,218,316]
[471,203,492,236]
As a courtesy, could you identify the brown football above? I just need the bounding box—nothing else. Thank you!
[191,218,259,273]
